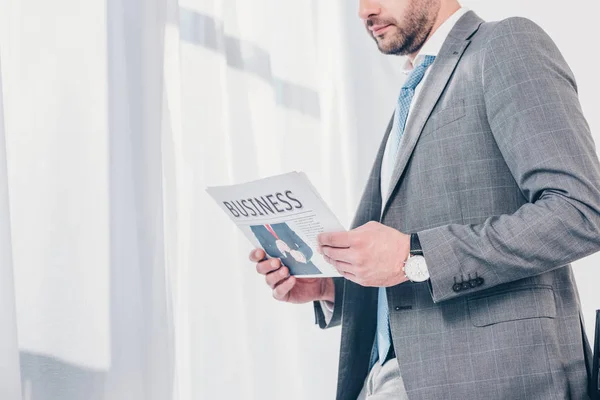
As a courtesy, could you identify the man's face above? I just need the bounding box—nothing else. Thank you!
[359,0,440,55]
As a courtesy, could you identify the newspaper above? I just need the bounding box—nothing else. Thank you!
[206,172,345,278]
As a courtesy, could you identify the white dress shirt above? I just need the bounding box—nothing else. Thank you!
[320,7,470,324]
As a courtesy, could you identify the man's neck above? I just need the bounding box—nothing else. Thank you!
[407,3,461,63]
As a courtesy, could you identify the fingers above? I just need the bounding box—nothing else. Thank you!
[322,254,355,276]
[265,266,290,289]
[317,231,352,248]
[256,257,281,275]
[249,248,266,262]
[319,245,355,264]
[273,275,296,301]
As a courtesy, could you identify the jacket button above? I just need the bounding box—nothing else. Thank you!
[394,306,401,311]
[460,282,470,291]
[452,283,462,292]
[469,279,478,288]
[476,277,485,286]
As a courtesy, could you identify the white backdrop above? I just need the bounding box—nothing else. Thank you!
[0,0,598,399]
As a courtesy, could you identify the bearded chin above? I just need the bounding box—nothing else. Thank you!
[379,19,434,56]
[377,32,418,56]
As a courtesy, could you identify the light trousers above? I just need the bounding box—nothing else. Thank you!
[356,358,408,399]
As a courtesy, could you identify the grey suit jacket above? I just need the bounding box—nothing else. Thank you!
[314,11,600,400]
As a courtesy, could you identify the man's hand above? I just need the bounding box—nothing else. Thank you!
[317,221,410,287]
[250,249,334,304]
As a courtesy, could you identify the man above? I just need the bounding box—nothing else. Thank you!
[250,223,321,276]
[250,0,600,398]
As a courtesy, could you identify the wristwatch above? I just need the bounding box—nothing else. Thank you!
[402,233,430,282]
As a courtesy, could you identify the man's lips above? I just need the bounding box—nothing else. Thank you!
[370,24,392,36]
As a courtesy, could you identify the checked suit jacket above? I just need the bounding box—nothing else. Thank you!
[314,11,600,400]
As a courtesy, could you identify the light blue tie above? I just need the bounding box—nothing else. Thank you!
[372,55,436,369]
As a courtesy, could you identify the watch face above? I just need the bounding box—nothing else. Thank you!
[404,255,429,282]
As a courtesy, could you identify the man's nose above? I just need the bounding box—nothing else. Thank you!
[358,0,381,20]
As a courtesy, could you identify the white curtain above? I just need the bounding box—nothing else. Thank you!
[0,0,173,398]
[168,1,394,398]
[0,0,598,399]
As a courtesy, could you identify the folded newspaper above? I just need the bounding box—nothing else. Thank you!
[206,172,345,278]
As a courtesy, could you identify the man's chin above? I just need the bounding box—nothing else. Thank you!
[373,29,403,54]
[376,41,406,55]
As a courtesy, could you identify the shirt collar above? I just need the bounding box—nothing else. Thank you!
[402,7,470,73]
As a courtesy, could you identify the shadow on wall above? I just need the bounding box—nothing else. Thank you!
[176,7,321,119]
[20,352,106,400]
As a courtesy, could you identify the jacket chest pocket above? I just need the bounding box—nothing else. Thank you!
[420,99,466,139]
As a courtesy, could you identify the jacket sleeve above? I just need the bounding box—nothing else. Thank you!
[313,277,344,329]
[418,17,600,303]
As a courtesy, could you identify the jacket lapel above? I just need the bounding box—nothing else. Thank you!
[380,11,484,216]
